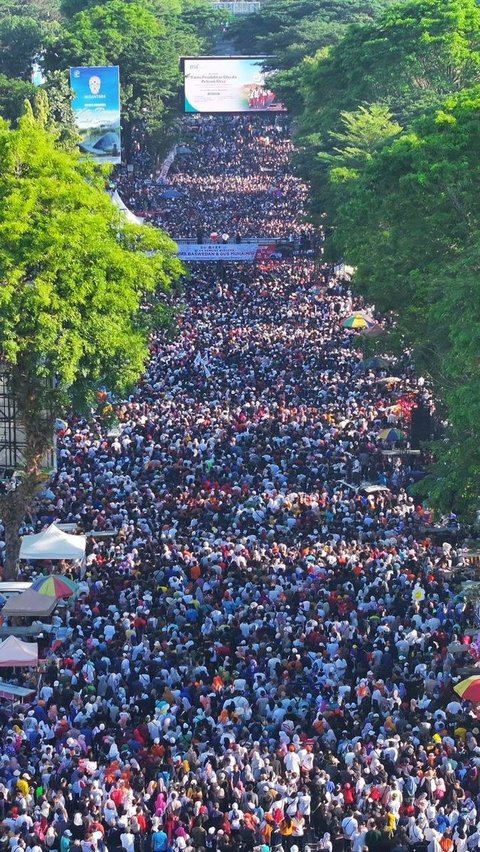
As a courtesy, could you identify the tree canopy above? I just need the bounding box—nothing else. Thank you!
[0,0,223,153]
[0,107,181,404]
[0,15,45,81]
[330,87,480,517]
[44,0,223,158]
[0,75,38,125]
[0,107,182,571]
[266,0,480,520]
[295,0,480,129]
[273,0,480,216]
[0,0,60,20]
[230,0,398,71]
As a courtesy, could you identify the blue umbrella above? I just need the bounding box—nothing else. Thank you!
[161,189,183,199]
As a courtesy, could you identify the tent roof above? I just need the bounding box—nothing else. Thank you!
[0,635,38,667]
[111,190,144,225]
[20,524,86,561]
[2,589,58,618]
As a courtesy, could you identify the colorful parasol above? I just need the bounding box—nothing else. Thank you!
[378,428,405,442]
[342,313,375,330]
[31,575,77,598]
[454,676,480,702]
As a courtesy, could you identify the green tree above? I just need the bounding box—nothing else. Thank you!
[40,70,78,149]
[177,0,224,47]
[295,0,480,132]
[48,0,222,158]
[0,16,45,81]
[0,75,37,124]
[313,104,402,229]
[326,105,403,167]
[0,107,182,575]
[331,87,480,519]
[0,0,60,21]
[46,1,170,158]
[286,0,480,223]
[60,0,100,14]
[230,0,398,71]
[0,73,77,148]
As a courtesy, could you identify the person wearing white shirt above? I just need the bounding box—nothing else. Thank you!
[383,742,398,764]
[284,750,301,774]
[298,747,314,773]
[298,790,311,817]
[120,829,135,852]
[453,830,468,852]
[39,684,53,702]
[446,700,463,715]
[104,622,115,641]
[342,815,358,840]
[351,826,367,852]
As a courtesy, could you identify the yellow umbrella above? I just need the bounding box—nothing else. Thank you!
[454,676,480,702]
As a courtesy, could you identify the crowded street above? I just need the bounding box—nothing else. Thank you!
[1,115,479,852]
[117,117,314,242]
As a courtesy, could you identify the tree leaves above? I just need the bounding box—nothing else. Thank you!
[45,0,222,157]
[0,111,183,404]
[230,0,398,70]
[270,0,480,519]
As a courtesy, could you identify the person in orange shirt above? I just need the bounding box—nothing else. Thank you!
[261,820,273,846]
[281,816,294,851]
[440,831,453,852]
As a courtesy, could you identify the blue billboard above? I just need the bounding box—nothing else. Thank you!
[70,66,121,164]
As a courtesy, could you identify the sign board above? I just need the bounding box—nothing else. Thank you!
[183,56,286,114]
[70,66,121,164]
[177,243,259,261]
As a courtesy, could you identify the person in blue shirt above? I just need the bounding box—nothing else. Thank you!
[151,828,168,852]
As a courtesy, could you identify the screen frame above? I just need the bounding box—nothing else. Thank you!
[180,55,287,115]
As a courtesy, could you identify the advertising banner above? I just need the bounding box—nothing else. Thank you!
[254,244,278,261]
[70,66,121,164]
[177,243,259,262]
[183,57,286,114]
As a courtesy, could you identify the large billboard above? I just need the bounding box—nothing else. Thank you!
[176,243,278,262]
[70,66,121,164]
[183,57,286,114]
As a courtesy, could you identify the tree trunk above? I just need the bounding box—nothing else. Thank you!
[0,366,57,578]
[1,467,51,579]
[1,494,22,579]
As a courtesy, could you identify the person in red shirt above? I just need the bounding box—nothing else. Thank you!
[342,783,356,807]
[133,613,147,640]
[110,785,125,812]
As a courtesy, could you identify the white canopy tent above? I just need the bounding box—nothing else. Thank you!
[20,524,86,562]
[0,636,38,667]
[111,190,144,225]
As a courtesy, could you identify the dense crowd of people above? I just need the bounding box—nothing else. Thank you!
[1,115,479,852]
[116,118,314,240]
